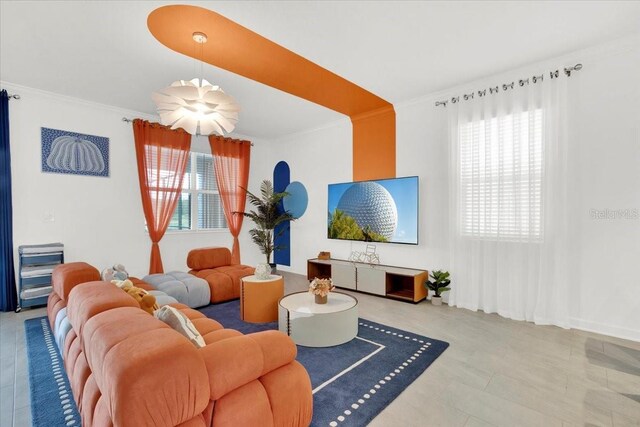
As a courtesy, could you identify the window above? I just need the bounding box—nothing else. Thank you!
[168,153,227,231]
[459,109,543,240]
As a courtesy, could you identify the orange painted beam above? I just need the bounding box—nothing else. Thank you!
[352,106,396,181]
[148,5,395,180]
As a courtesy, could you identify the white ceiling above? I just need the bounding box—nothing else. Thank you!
[2,1,640,138]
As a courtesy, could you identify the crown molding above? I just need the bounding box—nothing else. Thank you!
[0,80,159,121]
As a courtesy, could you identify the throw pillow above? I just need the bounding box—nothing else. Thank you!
[154,306,206,348]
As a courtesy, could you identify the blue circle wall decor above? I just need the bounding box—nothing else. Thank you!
[283,181,308,219]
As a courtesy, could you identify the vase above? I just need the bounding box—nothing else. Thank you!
[315,294,327,304]
[255,263,271,280]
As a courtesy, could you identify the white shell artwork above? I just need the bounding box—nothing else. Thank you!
[152,78,240,136]
[255,263,271,280]
[41,128,109,177]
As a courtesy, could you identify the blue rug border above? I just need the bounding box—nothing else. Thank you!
[24,317,81,427]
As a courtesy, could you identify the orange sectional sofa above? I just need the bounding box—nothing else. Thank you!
[47,262,313,427]
[187,247,255,303]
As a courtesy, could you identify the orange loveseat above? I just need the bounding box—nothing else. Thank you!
[187,247,255,303]
[48,262,313,427]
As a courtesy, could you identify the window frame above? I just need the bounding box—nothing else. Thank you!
[165,151,229,234]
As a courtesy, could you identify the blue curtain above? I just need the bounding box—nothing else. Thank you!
[0,90,17,311]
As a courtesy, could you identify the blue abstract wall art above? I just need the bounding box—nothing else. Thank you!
[273,162,309,267]
[41,127,109,177]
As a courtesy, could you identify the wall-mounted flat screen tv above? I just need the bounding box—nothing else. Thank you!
[327,176,419,245]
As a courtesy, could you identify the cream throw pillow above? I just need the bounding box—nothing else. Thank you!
[154,306,205,348]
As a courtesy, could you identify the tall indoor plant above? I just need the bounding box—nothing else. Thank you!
[240,180,294,271]
[424,270,451,306]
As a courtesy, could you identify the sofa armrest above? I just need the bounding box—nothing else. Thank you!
[199,330,297,400]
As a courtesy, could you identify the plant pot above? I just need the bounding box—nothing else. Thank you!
[315,294,327,304]
[431,296,442,306]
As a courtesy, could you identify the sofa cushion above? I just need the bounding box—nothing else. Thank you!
[143,272,211,308]
[187,247,232,270]
[52,262,101,301]
[82,307,210,427]
[67,281,139,342]
[155,306,206,348]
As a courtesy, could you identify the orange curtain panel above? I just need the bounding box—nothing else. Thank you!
[208,135,251,264]
[133,119,191,274]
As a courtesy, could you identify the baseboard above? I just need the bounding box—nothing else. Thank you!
[570,317,640,343]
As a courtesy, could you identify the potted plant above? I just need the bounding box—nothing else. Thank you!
[240,180,295,275]
[309,277,335,304]
[424,270,451,306]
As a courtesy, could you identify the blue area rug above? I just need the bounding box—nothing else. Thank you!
[200,300,449,427]
[24,317,81,427]
[24,302,448,427]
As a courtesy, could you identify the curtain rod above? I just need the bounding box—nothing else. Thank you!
[122,117,254,145]
[434,63,583,107]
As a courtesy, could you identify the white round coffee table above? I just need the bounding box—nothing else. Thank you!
[278,291,358,347]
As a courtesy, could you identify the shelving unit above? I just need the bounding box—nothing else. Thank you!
[17,243,64,311]
[307,258,428,303]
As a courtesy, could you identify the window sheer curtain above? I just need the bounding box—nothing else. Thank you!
[209,135,251,265]
[448,77,571,327]
[133,119,191,274]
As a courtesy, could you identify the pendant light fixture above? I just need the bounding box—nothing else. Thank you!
[152,32,240,136]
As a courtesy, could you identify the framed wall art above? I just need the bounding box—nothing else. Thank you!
[41,127,109,177]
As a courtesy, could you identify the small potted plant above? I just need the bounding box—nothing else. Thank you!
[309,277,335,304]
[424,270,451,306]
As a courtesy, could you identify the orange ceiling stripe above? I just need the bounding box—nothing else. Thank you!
[352,107,396,181]
[148,5,395,180]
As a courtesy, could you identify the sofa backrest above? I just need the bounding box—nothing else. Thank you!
[66,281,139,345]
[82,307,210,427]
[187,247,232,270]
[52,262,101,301]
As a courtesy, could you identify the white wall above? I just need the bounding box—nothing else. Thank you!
[268,36,640,341]
[4,83,268,279]
[569,40,640,340]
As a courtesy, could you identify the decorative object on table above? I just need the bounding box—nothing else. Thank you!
[101,264,129,281]
[239,180,295,272]
[309,277,335,304]
[424,270,451,306]
[152,32,240,136]
[348,244,380,265]
[254,262,271,280]
[317,251,331,260]
[41,127,109,177]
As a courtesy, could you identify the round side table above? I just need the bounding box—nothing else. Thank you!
[240,275,284,323]
[278,291,358,347]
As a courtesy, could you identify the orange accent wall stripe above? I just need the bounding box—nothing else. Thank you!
[147,5,395,180]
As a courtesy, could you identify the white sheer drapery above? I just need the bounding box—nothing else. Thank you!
[448,76,571,327]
